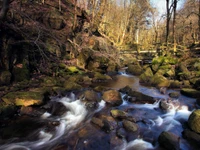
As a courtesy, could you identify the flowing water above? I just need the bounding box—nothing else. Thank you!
[0,71,198,150]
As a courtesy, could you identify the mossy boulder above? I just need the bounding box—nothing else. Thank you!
[127,64,143,75]
[63,81,82,91]
[139,67,153,84]
[92,72,112,82]
[110,109,127,119]
[0,71,11,85]
[158,131,180,150]
[150,74,170,88]
[169,92,180,98]
[102,90,122,106]
[122,120,138,132]
[169,80,181,88]
[2,91,46,107]
[188,109,200,133]
[180,88,200,98]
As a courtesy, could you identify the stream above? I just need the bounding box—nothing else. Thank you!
[0,70,198,150]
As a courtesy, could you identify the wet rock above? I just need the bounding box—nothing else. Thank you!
[79,90,100,102]
[102,90,122,106]
[117,128,127,138]
[20,106,45,117]
[120,86,155,104]
[160,87,167,95]
[91,116,115,133]
[110,109,127,119]
[119,85,132,94]
[159,99,180,111]
[123,120,138,132]
[158,131,180,150]
[169,92,180,98]
[188,109,200,133]
[129,91,155,104]
[85,101,98,110]
[182,129,200,146]
[110,134,124,148]
[51,102,68,116]
[180,88,200,98]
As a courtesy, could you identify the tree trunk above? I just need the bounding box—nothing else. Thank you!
[0,0,10,21]
[166,0,170,46]
[173,0,177,53]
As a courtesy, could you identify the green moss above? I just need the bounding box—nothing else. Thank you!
[2,91,44,106]
[110,109,127,118]
[188,109,200,133]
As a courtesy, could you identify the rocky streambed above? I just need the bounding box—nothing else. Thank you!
[0,72,200,150]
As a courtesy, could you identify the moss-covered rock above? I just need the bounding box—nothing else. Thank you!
[0,71,11,85]
[169,92,180,98]
[169,80,181,88]
[63,81,82,91]
[139,67,153,84]
[2,91,46,107]
[41,76,58,87]
[180,88,200,98]
[110,109,127,119]
[188,109,200,134]
[92,72,112,82]
[150,74,170,88]
[127,64,143,75]
[122,120,138,132]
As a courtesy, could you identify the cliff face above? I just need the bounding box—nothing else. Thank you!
[0,0,90,84]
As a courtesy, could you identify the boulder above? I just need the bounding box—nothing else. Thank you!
[188,109,200,133]
[102,90,122,106]
[79,90,100,102]
[150,74,170,88]
[63,81,82,91]
[123,120,138,132]
[92,72,112,83]
[110,109,127,119]
[169,92,180,98]
[158,131,180,150]
[2,90,48,107]
[91,115,116,132]
[182,129,200,146]
[169,80,181,88]
[139,67,153,84]
[126,64,143,76]
[180,88,200,98]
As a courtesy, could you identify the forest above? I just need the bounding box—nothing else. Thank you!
[0,0,200,150]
